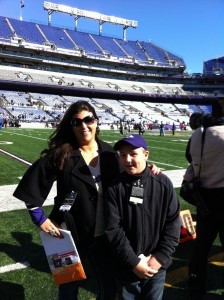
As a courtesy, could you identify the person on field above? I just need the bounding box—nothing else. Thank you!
[105,134,181,300]
[184,100,224,299]
[159,122,165,136]
[172,122,176,135]
[13,101,160,300]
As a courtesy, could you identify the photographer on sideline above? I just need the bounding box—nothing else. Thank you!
[184,100,224,299]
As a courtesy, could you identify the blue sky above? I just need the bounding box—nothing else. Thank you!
[0,0,223,73]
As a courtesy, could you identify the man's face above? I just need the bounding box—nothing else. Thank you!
[119,144,149,175]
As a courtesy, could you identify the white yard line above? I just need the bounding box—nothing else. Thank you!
[149,159,183,169]
[2,131,47,141]
[0,262,30,273]
[0,149,32,166]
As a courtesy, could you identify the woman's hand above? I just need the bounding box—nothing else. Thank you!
[149,164,161,175]
[40,218,63,238]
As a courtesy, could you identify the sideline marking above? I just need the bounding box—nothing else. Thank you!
[149,159,183,169]
[0,149,32,166]
[2,131,47,141]
[0,141,13,144]
[165,253,224,287]
[172,139,189,142]
[209,253,224,267]
[150,146,185,153]
[0,261,30,273]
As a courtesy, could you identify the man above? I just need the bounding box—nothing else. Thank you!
[159,122,165,136]
[185,100,224,299]
[105,134,181,300]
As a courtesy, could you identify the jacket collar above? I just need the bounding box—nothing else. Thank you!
[70,148,96,190]
[124,165,152,182]
[69,139,114,190]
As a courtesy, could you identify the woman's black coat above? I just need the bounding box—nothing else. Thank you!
[13,140,120,247]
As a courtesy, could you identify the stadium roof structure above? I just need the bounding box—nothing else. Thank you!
[44,1,138,40]
[0,14,223,105]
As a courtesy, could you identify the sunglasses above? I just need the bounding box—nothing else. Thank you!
[71,115,96,127]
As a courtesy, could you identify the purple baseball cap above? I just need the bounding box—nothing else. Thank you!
[114,134,148,151]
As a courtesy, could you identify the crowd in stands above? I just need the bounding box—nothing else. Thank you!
[1,90,207,131]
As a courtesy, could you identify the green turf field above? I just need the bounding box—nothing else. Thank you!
[0,127,223,299]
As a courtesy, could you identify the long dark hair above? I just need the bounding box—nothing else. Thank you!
[43,100,99,170]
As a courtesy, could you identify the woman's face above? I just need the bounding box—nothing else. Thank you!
[71,110,98,145]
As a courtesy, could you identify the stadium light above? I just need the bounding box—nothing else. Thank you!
[43,1,138,40]
[20,0,25,21]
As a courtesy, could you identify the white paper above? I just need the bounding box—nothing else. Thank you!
[40,229,80,270]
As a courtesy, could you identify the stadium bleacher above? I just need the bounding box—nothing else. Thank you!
[203,57,224,77]
[0,16,186,68]
[0,10,223,128]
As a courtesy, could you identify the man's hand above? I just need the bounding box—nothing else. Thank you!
[146,255,162,271]
[132,254,158,279]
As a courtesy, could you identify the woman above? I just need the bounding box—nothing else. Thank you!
[13,100,159,300]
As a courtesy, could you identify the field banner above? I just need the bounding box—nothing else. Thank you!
[179,210,196,243]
